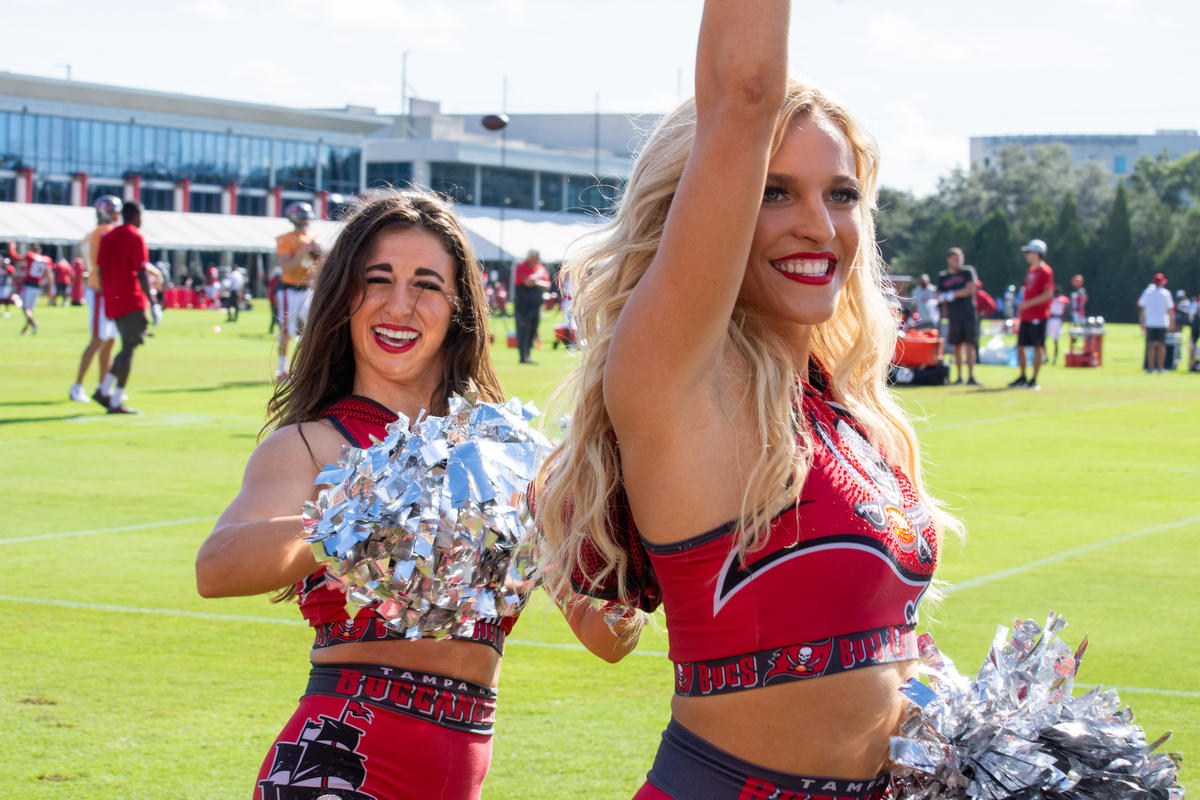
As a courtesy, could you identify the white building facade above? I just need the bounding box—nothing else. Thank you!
[970,130,1200,179]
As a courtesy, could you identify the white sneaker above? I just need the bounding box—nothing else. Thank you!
[69,383,89,403]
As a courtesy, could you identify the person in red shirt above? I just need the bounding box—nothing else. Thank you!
[9,241,52,334]
[1009,239,1054,389]
[513,249,550,364]
[49,260,72,306]
[96,201,152,414]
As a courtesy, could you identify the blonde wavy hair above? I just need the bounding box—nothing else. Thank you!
[536,79,962,609]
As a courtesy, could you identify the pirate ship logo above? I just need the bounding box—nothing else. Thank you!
[258,701,378,800]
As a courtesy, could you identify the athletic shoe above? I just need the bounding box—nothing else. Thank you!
[69,384,89,403]
[91,389,111,409]
[107,403,139,414]
[1026,379,1040,390]
[1008,375,1027,388]
[966,377,981,386]
[952,377,964,385]
[31,322,37,335]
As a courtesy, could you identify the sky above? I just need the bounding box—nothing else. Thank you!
[3,0,1199,196]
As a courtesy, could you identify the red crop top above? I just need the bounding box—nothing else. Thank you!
[644,370,938,697]
[297,396,518,655]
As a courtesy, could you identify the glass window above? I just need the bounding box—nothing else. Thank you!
[1114,155,1126,174]
[142,187,174,212]
[430,161,476,204]
[567,174,623,215]
[0,177,14,202]
[36,115,52,173]
[190,190,221,214]
[538,171,563,211]
[34,179,70,205]
[366,161,413,189]
[324,145,361,194]
[481,165,534,210]
[237,193,266,216]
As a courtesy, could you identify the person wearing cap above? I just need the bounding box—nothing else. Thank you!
[936,247,979,385]
[1138,274,1174,373]
[1009,239,1054,389]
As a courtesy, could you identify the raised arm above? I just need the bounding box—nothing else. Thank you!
[607,0,789,416]
[195,424,337,598]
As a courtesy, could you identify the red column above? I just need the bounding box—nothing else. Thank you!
[70,173,89,206]
[173,179,190,212]
[312,189,330,220]
[123,174,141,202]
[268,186,283,217]
[15,167,34,203]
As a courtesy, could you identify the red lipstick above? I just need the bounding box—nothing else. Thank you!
[372,323,420,354]
[770,252,838,286]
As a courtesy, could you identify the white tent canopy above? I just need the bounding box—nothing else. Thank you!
[0,200,605,263]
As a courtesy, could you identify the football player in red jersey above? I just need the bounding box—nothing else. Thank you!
[196,192,638,800]
[9,241,52,335]
[535,3,960,798]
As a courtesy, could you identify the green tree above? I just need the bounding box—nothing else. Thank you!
[1158,208,1200,295]
[1020,196,1056,245]
[918,212,975,278]
[1090,182,1135,322]
[876,187,944,272]
[971,210,1022,292]
[1053,190,1088,284]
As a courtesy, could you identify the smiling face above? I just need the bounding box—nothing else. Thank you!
[740,112,862,335]
[349,227,459,397]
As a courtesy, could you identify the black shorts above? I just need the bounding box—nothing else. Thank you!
[1017,318,1046,348]
[642,718,890,800]
[947,318,978,346]
[1145,327,1167,343]
[115,310,149,347]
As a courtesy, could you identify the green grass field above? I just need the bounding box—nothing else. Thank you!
[1,301,1197,799]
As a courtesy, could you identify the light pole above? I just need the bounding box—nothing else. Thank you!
[400,51,413,138]
[482,102,511,314]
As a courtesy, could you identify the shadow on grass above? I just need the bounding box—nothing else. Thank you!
[0,414,100,426]
[0,400,61,407]
[144,380,271,395]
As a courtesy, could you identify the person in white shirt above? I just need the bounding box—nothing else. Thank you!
[909,274,940,329]
[1137,273,1174,373]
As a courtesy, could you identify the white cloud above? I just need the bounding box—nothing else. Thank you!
[872,102,969,195]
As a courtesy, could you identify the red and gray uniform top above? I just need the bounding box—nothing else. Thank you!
[297,396,518,653]
[558,361,939,697]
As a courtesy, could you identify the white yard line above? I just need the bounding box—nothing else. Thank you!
[948,514,1200,592]
[0,595,670,658]
[0,516,218,544]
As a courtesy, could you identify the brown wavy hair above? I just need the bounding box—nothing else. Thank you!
[263,190,503,439]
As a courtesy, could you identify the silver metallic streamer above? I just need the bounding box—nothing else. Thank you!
[302,394,552,639]
[891,611,1184,800]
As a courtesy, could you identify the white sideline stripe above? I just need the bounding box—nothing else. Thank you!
[923,393,1200,432]
[0,595,304,625]
[950,514,1200,592]
[0,516,218,544]
[0,596,671,658]
[3,597,1195,695]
